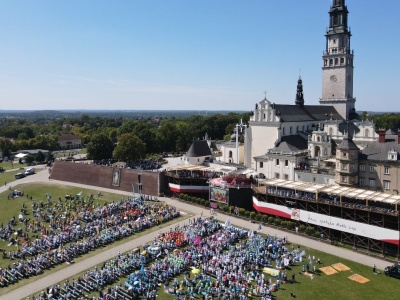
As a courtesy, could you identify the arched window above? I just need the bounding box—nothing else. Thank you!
[282,127,285,135]
[335,58,339,65]
[365,129,369,137]
[324,59,328,66]
[329,59,333,66]
[229,151,233,158]
[317,136,321,142]
[289,127,292,134]
[329,127,333,136]
[340,57,344,64]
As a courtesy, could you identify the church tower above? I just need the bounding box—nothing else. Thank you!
[320,0,355,120]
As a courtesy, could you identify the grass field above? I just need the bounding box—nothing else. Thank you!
[0,182,398,299]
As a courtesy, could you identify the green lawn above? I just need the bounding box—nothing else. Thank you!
[0,169,27,187]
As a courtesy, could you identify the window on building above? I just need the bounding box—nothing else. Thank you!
[342,176,347,183]
[340,57,344,64]
[383,180,390,190]
[342,152,347,158]
[359,164,365,172]
[384,166,390,175]
[369,179,375,188]
[313,177,316,182]
[335,58,339,65]
[369,165,376,173]
[285,160,288,167]
[341,163,348,170]
[365,129,369,137]
[289,127,292,134]
[350,164,355,172]
[275,173,280,179]
[284,174,289,180]
[329,59,333,66]
[260,162,264,168]
[359,178,365,186]
[276,159,279,166]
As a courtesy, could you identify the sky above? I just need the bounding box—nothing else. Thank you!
[0,0,399,112]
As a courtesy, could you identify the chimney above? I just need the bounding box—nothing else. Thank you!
[378,128,386,143]
[398,129,400,144]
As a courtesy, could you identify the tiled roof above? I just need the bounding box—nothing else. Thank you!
[274,104,343,122]
[337,133,359,150]
[58,133,81,141]
[360,137,400,161]
[271,135,308,153]
[186,140,212,157]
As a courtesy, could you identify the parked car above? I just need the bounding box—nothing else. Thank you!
[15,173,25,179]
[24,168,35,175]
[384,263,400,279]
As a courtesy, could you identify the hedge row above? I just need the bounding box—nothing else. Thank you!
[178,194,321,238]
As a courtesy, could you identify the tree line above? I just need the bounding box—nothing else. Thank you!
[0,112,250,162]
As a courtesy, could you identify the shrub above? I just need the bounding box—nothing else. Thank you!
[244,210,251,218]
[262,215,268,223]
[239,208,246,216]
[274,218,281,226]
[299,225,306,232]
[255,213,262,221]
[268,217,274,224]
[250,212,256,220]
[286,221,294,230]
[306,226,314,235]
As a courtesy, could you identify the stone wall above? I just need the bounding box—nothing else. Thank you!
[50,161,161,196]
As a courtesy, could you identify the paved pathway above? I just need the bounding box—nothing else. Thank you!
[0,169,395,299]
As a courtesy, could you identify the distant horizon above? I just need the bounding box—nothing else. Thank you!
[0,1,399,111]
[0,109,397,114]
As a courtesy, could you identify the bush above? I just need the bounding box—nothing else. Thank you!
[274,218,281,226]
[286,221,294,230]
[250,212,256,220]
[244,210,251,218]
[268,217,275,224]
[299,225,306,232]
[280,221,287,228]
[239,208,246,216]
[262,215,268,223]
[306,226,314,235]
[255,213,262,221]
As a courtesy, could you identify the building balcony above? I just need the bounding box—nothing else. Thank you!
[323,47,351,55]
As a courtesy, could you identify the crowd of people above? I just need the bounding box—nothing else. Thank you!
[30,217,309,300]
[0,196,180,288]
[92,159,162,171]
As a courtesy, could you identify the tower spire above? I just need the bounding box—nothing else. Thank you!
[320,0,355,120]
[295,76,304,108]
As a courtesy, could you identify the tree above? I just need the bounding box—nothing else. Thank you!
[0,137,14,157]
[35,151,45,163]
[113,133,146,162]
[86,133,114,160]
